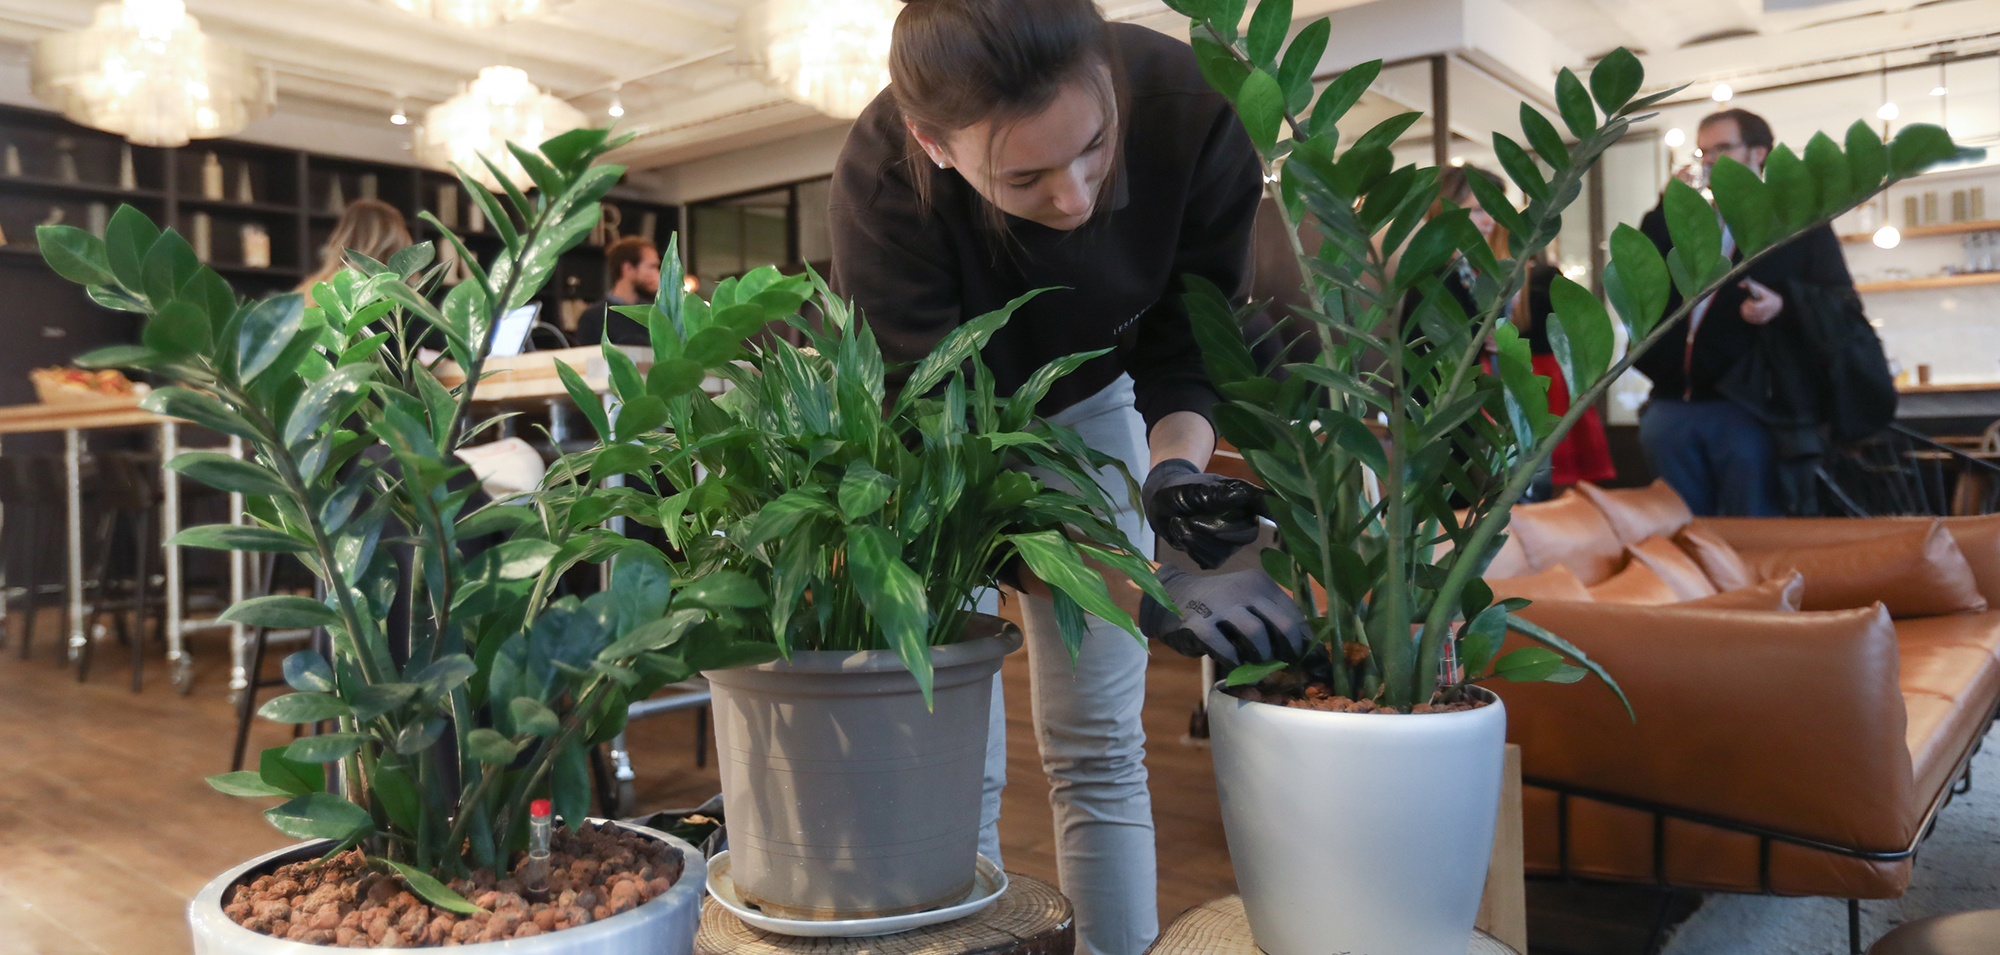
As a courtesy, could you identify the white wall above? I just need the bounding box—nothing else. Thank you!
[650,124,852,204]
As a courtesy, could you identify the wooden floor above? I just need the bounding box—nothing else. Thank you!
[0,608,1235,954]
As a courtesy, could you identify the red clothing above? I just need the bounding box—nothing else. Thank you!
[1531,353,1616,486]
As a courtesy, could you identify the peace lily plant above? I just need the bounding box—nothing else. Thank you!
[1166,0,1978,708]
[31,129,802,916]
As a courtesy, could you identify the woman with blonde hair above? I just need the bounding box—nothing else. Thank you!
[297,198,412,301]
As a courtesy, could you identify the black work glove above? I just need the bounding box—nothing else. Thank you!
[1143,458,1265,570]
[1138,564,1309,666]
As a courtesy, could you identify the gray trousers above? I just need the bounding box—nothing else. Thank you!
[976,375,1158,955]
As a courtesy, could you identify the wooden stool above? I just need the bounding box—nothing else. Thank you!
[1147,895,1520,955]
[695,872,1072,955]
[1867,910,2000,954]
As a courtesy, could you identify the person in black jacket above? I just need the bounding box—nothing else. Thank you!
[829,3,1306,951]
[573,237,659,346]
[1632,108,1857,516]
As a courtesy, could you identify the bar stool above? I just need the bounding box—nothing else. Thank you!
[4,455,75,660]
[74,450,166,689]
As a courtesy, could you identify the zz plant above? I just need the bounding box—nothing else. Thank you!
[32,130,792,910]
[1166,0,1979,709]
[565,253,1170,705]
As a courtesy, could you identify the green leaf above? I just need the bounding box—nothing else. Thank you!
[462,538,560,581]
[168,452,288,496]
[258,746,325,796]
[143,300,211,357]
[235,293,306,384]
[1309,61,1381,141]
[105,204,161,292]
[555,360,613,442]
[552,742,591,832]
[222,595,341,631]
[382,859,484,916]
[1660,178,1725,298]
[263,792,374,842]
[347,683,419,722]
[614,395,669,442]
[1226,660,1290,687]
[283,732,368,763]
[1504,612,1632,718]
[1554,68,1597,138]
[370,765,421,837]
[1458,604,1508,678]
[1234,69,1286,155]
[894,289,1042,416]
[456,506,536,539]
[1185,274,1259,388]
[1491,646,1567,681]
[206,771,293,798]
[1762,144,1816,234]
[283,363,377,448]
[837,463,896,520]
[601,609,704,660]
[170,524,310,553]
[75,345,164,370]
[1603,223,1669,338]
[465,728,521,765]
[1276,19,1329,114]
[1545,276,1614,396]
[646,357,705,400]
[1520,105,1570,168]
[140,230,200,312]
[36,225,115,287]
[284,650,336,693]
[1008,530,1138,637]
[1843,120,1887,202]
[1244,0,1291,68]
[415,654,477,694]
[847,524,935,701]
[1588,48,1643,114]
[1889,123,1965,178]
[1492,133,1548,203]
[536,125,612,175]
[258,692,353,724]
[1708,156,1777,257]
[1802,132,1853,220]
[1191,34,1251,101]
[509,697,560,736]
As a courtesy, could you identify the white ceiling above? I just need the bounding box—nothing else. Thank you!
[0,0,1993,178]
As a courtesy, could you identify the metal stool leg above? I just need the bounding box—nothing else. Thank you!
[17,505,39,660]
[131,507,152,692]
[229,555,280,772]
[74,511,118,682]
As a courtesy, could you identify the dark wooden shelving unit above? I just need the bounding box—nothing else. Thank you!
[0,101,680,401]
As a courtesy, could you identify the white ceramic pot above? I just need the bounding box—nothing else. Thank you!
[1208,685,1506,955]
[703,616,1021,922]
[188,820,706,955]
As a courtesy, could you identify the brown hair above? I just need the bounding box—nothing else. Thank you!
[889,0,1125,235]
[605,236,655,280]
[1699,108,1774,151]
[1432,164,1510,262]
[300,199,412,293]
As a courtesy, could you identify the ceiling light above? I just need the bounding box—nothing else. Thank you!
[739,0,900,119]
[682,275,699,293]
[385,0,567,28]
[391,104,409,125]
[607,83,624,118]
[1873,225,1901,249]
[1930,86,1948,97]
[416,66,586,191]
[1664,128,1685,148]
[1711,84,1733,102]
[1878,101,1900,121]
[29,0,274,147]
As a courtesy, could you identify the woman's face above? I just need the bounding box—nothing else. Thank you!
[1461,193,1497,238]
[911,74,1117,231]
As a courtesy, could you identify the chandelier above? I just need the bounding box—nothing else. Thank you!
[738,0,899,119]
[30,0,273,147]
[385,0,568,28]
[416,66,586,191]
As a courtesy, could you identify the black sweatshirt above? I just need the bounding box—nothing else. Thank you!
[827,23,1262,432]
[1633,206,1853,402]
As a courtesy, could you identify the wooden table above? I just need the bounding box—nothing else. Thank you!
[1147,895,1520,954]
[694,873,1073,955]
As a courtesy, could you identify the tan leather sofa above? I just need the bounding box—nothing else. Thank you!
[1483,482,2000,902]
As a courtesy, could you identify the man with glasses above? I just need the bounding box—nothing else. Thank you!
[1631,108,1859,515]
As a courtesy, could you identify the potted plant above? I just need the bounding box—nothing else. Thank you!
[31,131,797,952]
[561,264,1171,924]
[1156,2,1978,953]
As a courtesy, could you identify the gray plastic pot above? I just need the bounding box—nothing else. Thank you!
[187,820,705,954]
[703,615,1021,922]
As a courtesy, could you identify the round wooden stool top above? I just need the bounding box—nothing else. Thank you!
[1868,909,2000,955]
[1147,895,1520,955]
[695,873,1073,955]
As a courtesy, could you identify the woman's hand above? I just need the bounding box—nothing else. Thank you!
[1739,278,1783,325]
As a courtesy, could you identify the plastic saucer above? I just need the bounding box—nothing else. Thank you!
[704,851,1008,938]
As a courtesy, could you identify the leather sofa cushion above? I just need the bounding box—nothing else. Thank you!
[1488,565,1592,603]
[1675,525,1755,592]
[1694,514,2000,608]
[1627,535,1719,601]
[1577,479,1695,545]
[1587,559,1680,605]
[1679,572,1804,611]
[1507,490,1626,584]
[1743,523,1988,618]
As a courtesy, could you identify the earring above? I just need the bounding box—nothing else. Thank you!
[935,158,950,169]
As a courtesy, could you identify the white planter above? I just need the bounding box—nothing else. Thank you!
[1209,685,1506,955]
[188,820,706,955]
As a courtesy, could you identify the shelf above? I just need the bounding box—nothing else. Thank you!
[1841,219,2000,243]
[178,196,303,217]
[0,175,165,201]
[207,261,305,278]
[1855,272,2000,293]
